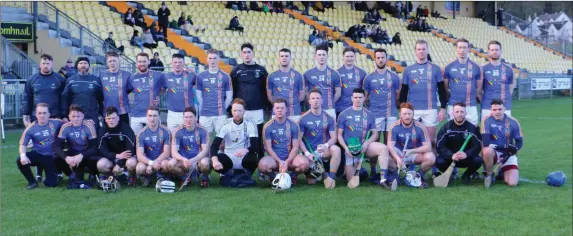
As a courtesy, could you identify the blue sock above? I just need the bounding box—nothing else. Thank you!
[417,169,427,181]
[328,172,336,179]
[201,174,209,181]
[432,166,438,174]
[370,165,377,175]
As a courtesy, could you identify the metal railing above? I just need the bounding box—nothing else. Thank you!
[502,12,572,57]
[36,2,136,70]
[1,36,39,80]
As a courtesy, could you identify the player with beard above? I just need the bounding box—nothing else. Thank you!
[362,48,401,180]
[387,102,435,189]
[336,47,367,118]
[231,43,269,151]
[480,40,514,118]
[435,102,483,185]
[266,48,305,121]
[163,53,197,130]
[129,53,166,134]
[61,57,104,131]
[99,51,134,124]
[303,44,341,119]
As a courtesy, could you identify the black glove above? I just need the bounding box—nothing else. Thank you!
[500,145,517,164]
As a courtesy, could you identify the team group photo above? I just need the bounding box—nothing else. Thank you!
[1,1,571,235]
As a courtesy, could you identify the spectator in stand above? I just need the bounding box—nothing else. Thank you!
[309,30,318,44]
[104,32,125,53]
[363,11,375,24]
[228,16,244,35]
[372,9,385,22]
[332,27,342,41]
[178,12,186,28]
[58,59,77,79]
[302,1,310,15]
[272,1,284,13]
[182,15,206,34]
[497,8,504,27]
[421,19,430,32]
[416,5,423,19]
[157,2,171,39]
[392,32,401,45]
[311,31,326,46]
[142,27,158,49]
[346,24,360,42]
[250,1,262,11]
[150,52,164,72]
[151,24,166,43]
[313,1,325,12]
[238,1,248,11]
[323,1,334,9]
[133,10,145,28]
[431,10,447,20]
[130,30,144,50]
[124,8,135,26]
[423,6,430,17]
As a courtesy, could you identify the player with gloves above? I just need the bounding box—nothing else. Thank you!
[481,99,523,188]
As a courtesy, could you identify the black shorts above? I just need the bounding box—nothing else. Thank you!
[115,159,127,169]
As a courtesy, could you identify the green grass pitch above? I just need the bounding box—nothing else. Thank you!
[1,98,572,235]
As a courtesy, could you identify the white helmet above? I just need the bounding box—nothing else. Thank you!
[99,176,120,193]
[156,178,176,193]
[272,173,292,190]
[405,171,422,187]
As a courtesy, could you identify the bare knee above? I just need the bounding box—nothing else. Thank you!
[482,147,495,159]
[199,158,211,173]
[126,157,137,171]
[425,152,436,164]
[135,163,147,175]
[97,159,112,172]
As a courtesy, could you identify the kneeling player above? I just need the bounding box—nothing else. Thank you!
[135,106,171,186]
[54,105,99,183]
[338,88,390,188]
[17,103,64,189]
[258,98,305,184]
[96,106,137,184]
[169,107,210,187]
[298,89,341,188]
[481,99,523,188]
[211,99,260,183]
[387,102,436,188]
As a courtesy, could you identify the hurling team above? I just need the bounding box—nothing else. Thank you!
[17,38,523,191]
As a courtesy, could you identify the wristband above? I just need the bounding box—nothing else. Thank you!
[323,143,329,148]
[304,151,311,157]
[20,153,26,159]
[148,160,154,166]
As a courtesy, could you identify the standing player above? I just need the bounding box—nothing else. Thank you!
[337,88,391,188]
[96,106,137,184]
[303,44,341,119]
[54,105,99,182]
[163,53,197,130]
[443,38,482,126]
[130,52,166,134]
[399,40,447,147]
[61,57,104,130]
[266,48,305,121]
[211,99,260,179]
[231,43,269,149]
[258,98,305,183]
[387,102,436,188]
[481,99,522,188]
[363,48,401,179]
[22,54,66,124]
[169,107,210,187]
[196,49,233,138]
[135,106,171,186]
[22,54,66,181]
[99,51,134,124]
[336,47,367,118]
[17,103,64,189]
[298,89,341,188]
[481,40,515,118]
[363,48,401,141]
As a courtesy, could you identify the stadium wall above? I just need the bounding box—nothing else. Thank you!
[412,1,475,18]
[26,29,73,68]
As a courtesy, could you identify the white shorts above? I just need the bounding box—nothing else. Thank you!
[413,109,438,127]
[481,109,512,120]
[272,115,300,122]
[447,105,479,126]
[375,117,397,132]
[199,115,227,133]
[130,116,147,134]
[495,151,519,172]
[324,109,336,121]
[167,111,184,131]
[244,109,264,125]
[226,153,245,170]
[394,147,417,164]
[345,155,362,166]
